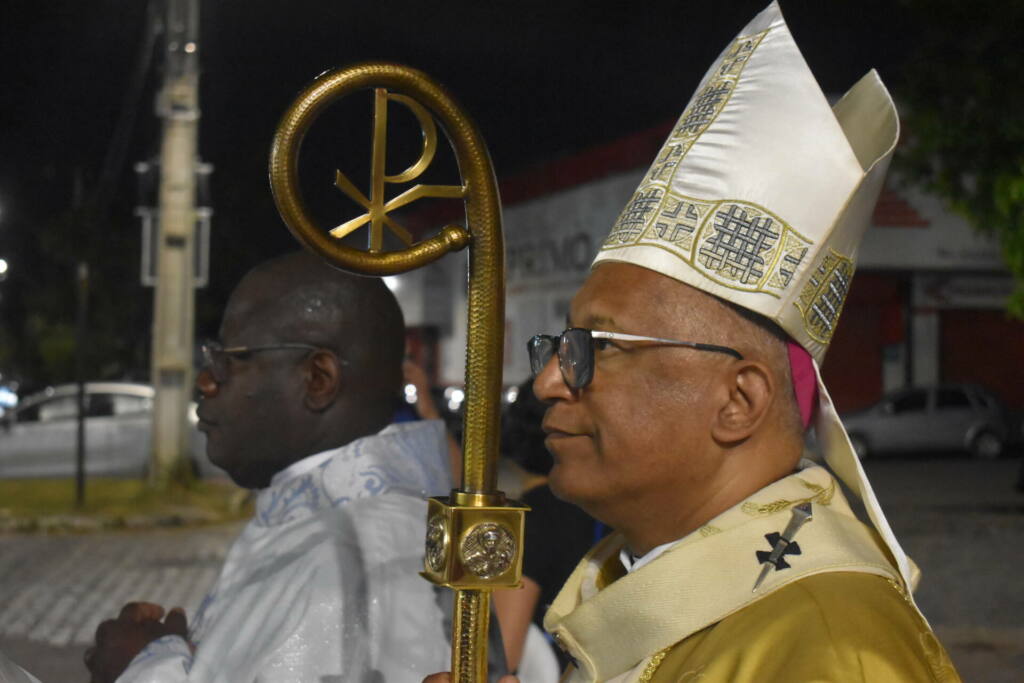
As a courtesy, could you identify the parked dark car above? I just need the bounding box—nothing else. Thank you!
[841,384,1014,460]
[0,382,220,478]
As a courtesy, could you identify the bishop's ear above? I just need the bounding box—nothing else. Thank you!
[304,349,343,412]
[710,361,775,445]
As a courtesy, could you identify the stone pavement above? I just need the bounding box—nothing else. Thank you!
[866,458,1024,682]
[0,524,240,648]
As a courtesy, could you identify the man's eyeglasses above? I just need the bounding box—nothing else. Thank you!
[201,340,327,383]
[527,328,743,390]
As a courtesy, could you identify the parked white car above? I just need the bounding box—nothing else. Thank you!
[841,384,1013,460]
[0,382,221,478]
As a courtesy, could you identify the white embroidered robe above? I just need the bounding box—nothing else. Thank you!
[118,420,453,683]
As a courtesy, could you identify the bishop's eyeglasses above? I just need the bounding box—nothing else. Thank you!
[527,328,743,390]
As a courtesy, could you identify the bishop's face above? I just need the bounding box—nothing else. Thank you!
[532,263,734,526]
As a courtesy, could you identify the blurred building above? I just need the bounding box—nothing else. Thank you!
[393,123,1022,413]
[830,186,1020,412]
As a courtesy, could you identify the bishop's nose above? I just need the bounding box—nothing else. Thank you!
[533,353,573,403]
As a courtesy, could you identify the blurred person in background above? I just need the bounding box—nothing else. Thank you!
[492,381,605,675]
[403,369,558,681]
[400,358,462,477]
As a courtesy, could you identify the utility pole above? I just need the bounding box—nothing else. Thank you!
[149,0,200,489]
[75,261,89,505]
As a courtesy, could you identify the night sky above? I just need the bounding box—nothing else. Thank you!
[0,0,925,384]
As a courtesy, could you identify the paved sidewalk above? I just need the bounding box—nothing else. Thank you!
[867,458,1024,682]
[0,524,240,649]
[0,636,86,682]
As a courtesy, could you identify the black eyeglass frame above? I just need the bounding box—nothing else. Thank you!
[526,327,743,390]
[201,340,339,383]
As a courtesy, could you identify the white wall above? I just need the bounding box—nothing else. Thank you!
[858,187,1005,271]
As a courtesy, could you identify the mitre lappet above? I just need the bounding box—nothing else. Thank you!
[592,1,917,594]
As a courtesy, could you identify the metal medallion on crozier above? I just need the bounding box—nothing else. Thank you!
[425,513,449,573]
[460,522,516,579]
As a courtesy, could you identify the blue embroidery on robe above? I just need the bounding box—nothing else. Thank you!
[254,421,449,528]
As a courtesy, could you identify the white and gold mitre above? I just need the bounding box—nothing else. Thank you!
[593,2,922,599]
[592,0,897,364]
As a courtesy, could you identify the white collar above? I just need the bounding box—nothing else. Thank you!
[618,537,682,574]
[617,461,820,573]
[269,448,338,488]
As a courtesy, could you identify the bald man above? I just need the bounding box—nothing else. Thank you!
[86,252,454,683]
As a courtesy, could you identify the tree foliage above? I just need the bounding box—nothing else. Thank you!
[2,197,151,393]
[896,0,1024,316]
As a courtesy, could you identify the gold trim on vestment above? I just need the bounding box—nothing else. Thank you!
[740,477,836,517]
[636,647,671,683]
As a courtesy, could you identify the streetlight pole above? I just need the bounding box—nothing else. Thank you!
[149,0,200,489]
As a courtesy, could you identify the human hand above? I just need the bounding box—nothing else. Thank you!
[85,602,190,683]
